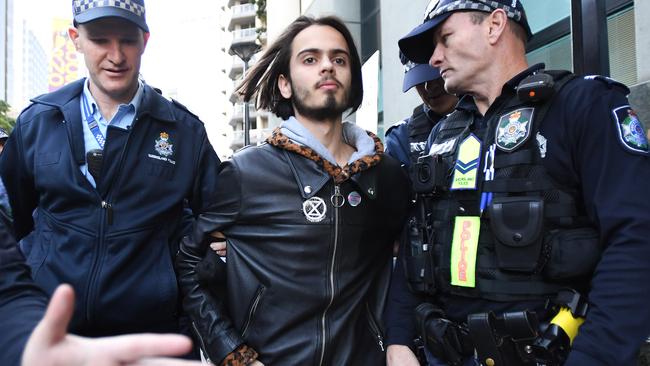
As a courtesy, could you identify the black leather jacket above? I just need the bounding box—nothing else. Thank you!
[177,136,410,365]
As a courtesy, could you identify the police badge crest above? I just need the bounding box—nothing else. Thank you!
[613,106,649,153]
[496,108,534,152]
[155,132,174,157]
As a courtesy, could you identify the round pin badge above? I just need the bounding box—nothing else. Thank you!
[348,191,362,207]
[302,197,327,223]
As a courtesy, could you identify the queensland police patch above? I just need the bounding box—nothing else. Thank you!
[496,108,534,152]
[612,106,649,153]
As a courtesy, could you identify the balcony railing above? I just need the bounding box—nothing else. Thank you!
[232,27,257,42]
[232,3,255,15]
[228,3,256,30]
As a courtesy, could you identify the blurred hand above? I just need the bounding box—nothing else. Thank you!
[209,231,227,257]
[387,345,420,366]
[249,361,265,366]
[22,284,201,366]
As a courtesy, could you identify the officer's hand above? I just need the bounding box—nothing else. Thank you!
[22,284,200,366]
[209,231,226,257]
[386,345,420,366]
[248,361,265,366]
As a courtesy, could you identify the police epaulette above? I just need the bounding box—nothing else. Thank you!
[386,119,407,137]
[584,75,630,95]
[171,99,200,119]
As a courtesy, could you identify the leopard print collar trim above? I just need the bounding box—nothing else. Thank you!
[266,127,384,184]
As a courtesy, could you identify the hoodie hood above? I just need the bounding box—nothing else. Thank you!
[267,117,384,184]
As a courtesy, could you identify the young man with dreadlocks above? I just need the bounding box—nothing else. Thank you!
[176,16,410,366]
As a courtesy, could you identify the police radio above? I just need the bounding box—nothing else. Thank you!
[517,73,555,103]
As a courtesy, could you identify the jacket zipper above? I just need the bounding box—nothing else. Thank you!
[84,200,108,323]
[83,122,136,324]
[192,321,212,364]
[365,303,386,351]
[318,184,341,366]
[241,285,266,338]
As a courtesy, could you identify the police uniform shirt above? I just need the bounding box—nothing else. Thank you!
[422,64,650,365]
[80,80,144,187]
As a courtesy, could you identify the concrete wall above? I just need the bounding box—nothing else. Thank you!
[630,0,650,129]
[303,0,362,52]
[379,0,429,127]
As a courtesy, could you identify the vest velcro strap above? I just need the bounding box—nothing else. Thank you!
[484,179,554,193]
[545,202,577,218]
[494,149,535,169]
[478,279,561,296]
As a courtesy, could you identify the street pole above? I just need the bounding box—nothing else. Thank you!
[242,60,250,146]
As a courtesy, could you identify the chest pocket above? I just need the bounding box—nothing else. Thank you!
[36,152,61,166]
[146,160,175,180]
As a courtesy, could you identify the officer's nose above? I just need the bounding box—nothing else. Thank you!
[107,41,126,65]
[430,47,443,68]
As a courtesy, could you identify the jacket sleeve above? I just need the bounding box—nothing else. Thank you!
[563,84,650,365]
[0,119,39,240]
[176,159,245,364]
[188,129,222,214]
[0,215,48,366]
[384,235,424,348]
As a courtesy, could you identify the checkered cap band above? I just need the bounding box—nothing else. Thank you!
[73,0,145,18]
[425,0,522,23]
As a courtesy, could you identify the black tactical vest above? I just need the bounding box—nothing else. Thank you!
[407,104,437,166]
[405,70,603,302]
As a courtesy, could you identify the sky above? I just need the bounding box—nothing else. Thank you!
[20,0,232,156]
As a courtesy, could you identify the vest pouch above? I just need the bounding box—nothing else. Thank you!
[404,218,436,295]
[542,228,601,280]
[489,197,544,272]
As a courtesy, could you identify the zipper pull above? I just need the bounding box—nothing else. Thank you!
[331,185,345,207]
[378,335,385,352]
[102,201,113,225]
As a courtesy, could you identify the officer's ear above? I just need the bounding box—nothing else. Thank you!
[68,27,81,51]
[278,74,292,99]
[486,9,508,45]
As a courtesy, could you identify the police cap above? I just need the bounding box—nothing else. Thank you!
[72,0,149,32]
[399,0,532,64]
[400,51,441,93]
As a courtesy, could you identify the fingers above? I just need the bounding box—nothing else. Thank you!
[209,231,226,241]
[98,334,193,363]
[35,284,76,345]
[209,242,226,257]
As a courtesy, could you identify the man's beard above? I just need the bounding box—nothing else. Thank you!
[291,82,349,121]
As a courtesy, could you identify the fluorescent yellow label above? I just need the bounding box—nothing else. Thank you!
[450,216,481,287]
[451,134,482,190]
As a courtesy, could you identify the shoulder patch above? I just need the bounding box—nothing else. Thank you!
[612,106,649,153]
[584,75,630,95]
[171,99,199,120]
[495,108,534,152]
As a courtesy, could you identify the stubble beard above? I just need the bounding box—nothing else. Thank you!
[292,83,349,122]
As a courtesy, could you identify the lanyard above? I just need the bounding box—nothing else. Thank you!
[82,94,106,149]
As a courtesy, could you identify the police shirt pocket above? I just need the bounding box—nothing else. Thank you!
[146,161,174,180]
[35,152,61,166]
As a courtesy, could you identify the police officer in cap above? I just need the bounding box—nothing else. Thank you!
[0,0,221,340]
[384,53,458,366]
[393,0,650,365]
[385,53,458,170]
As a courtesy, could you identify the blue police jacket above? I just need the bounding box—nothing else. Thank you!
[0,78,221,337]
[388,64,650,365]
